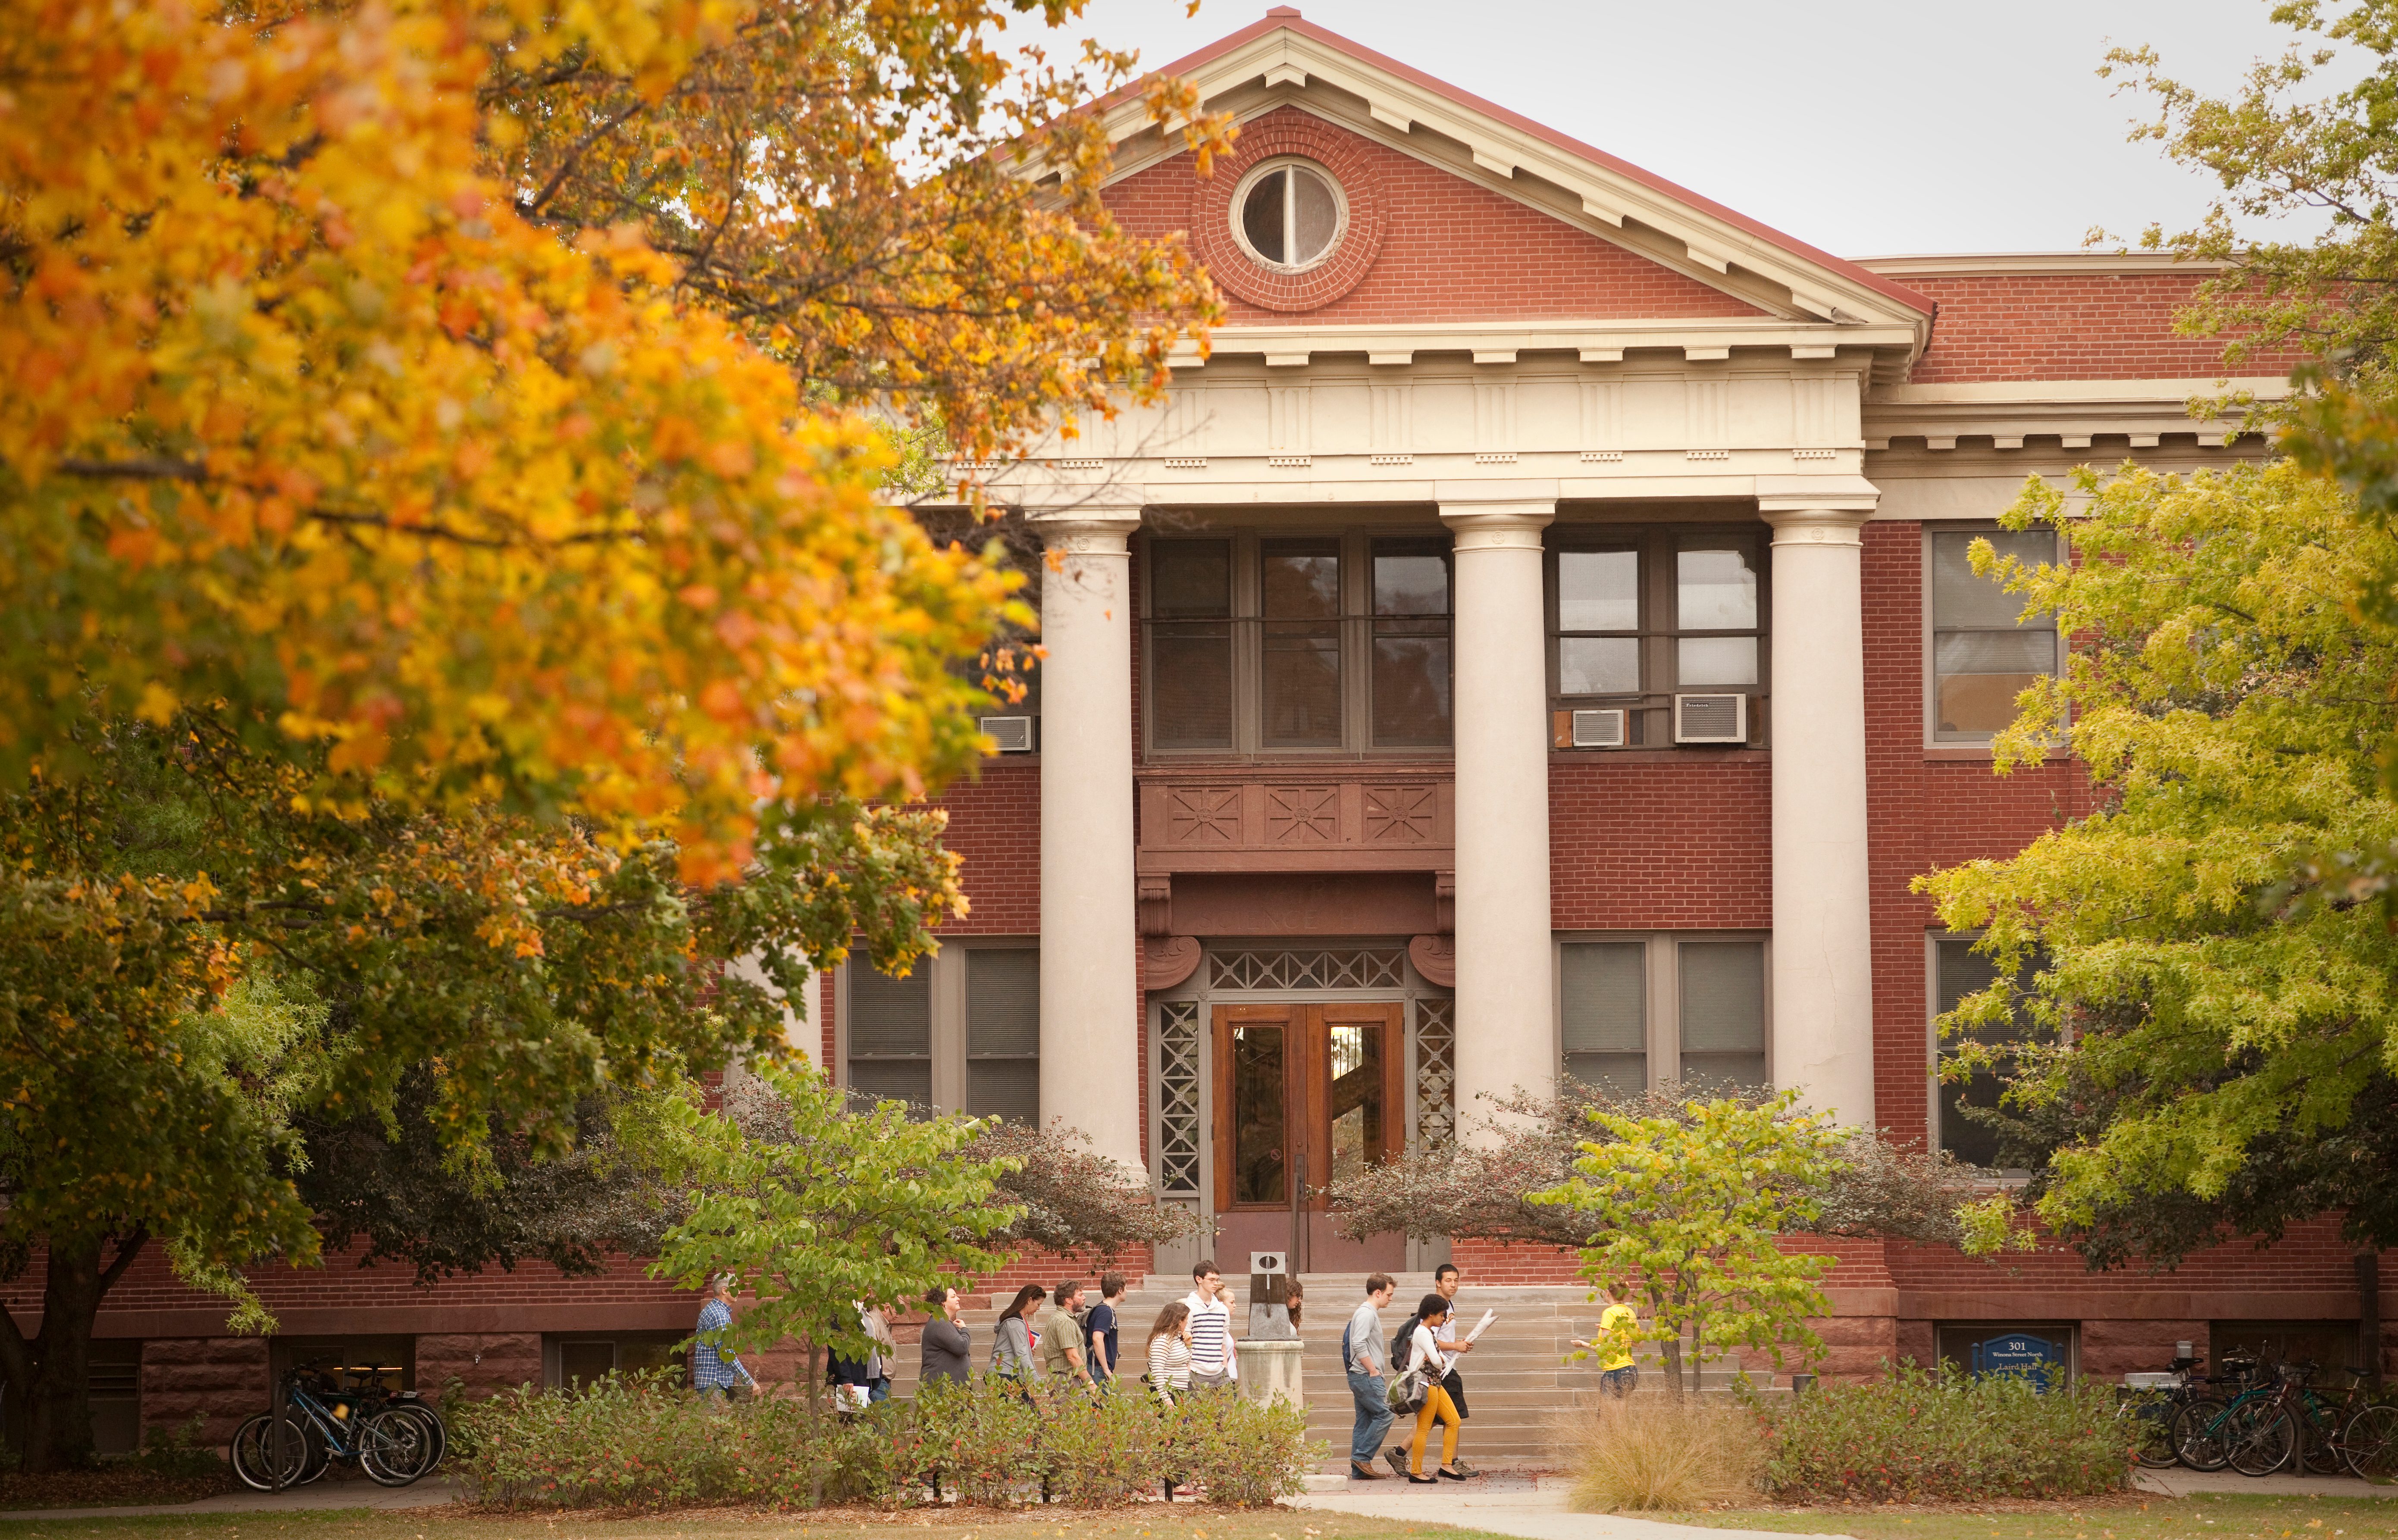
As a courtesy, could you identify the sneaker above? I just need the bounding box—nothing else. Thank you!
[1448,1457,1478,1477]
[1383,1446,1408,1478]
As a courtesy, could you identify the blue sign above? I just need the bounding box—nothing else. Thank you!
[1970,1331,2063,1391]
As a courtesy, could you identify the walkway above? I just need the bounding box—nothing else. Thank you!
[0,1477,461,1522]
[1295,1472,1853,1540]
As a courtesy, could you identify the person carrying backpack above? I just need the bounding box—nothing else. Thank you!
[1343,1272,1397,1480]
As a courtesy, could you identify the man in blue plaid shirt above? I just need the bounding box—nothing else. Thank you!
[692,1275,756,1399]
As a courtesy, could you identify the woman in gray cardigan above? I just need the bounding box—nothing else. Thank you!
[920,1286,974,1386]
[989,1283,1045,1381]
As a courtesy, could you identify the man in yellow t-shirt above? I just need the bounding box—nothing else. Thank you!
[1573,1283,1640,1399]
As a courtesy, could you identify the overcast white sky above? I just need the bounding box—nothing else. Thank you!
[1025,0,2315,258]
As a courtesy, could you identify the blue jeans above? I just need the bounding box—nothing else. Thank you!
[1599,1365,1637,1399]
[1346,1368,1394,1465]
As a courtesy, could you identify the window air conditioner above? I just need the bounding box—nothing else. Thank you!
[979,715,1036,754]
[1569,708,1628,748]
[1672,693,1747,744]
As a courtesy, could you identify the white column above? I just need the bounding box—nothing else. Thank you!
[1439,498,1558,1138]
[1759,498,1878,1127]
[1029,508,1147,1173]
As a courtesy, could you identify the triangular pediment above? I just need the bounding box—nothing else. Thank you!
[1091,10,1932,346]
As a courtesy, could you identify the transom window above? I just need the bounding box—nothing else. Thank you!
[1930,526,2060,743]
[1234,159,1345,271]
[1145,532,1452,755]
[1550,527,1768,747]
[1558,934,1769,1094]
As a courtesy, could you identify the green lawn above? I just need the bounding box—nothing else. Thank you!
[0,1507,1518,1540]
[1672,1493,2398,1540]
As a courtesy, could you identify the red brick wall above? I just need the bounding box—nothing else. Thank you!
[933,761,1040,934]
[1105,106,1766,326]
[1861,520,2091,1147]
[1549,755,1772,929]
[1902,272,2304,383]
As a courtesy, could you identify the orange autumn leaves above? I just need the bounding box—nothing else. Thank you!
[0,1,1027,883]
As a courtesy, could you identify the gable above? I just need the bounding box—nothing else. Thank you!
[1104,106,1769,328]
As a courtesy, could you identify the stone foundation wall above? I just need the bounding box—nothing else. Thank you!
[140,1336,267,1447]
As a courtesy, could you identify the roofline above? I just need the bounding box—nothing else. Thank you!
[1101,9,1938,318]
[1861,252,2232,276]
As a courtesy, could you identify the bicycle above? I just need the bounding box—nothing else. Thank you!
[2171,1353,2283,1474]
[2116,1355,2210,1469]
[316,1362,447,1476]
[228,1362,434,1490]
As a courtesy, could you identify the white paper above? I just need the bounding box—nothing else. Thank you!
[1464,1309,1497,1343]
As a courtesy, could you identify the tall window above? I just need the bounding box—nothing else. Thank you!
[1931,527,2059,743]
[1144,532,1451,754]
[1560,942,1646,1094]
[965,949,1040,1123]
[842,945,1040,1121]
[1932,934,2039,1168]
[1551,528,1766,747]
[1679,941,1767,1088]
[845,966,933,1110]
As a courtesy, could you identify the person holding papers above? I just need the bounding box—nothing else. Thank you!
[1431,1263,1476,1426]
[1394,1294,1468,1483]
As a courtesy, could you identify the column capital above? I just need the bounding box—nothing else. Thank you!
[1759,505,1874,548]
[1439,498,1556,552]
[1026,506,1143,555]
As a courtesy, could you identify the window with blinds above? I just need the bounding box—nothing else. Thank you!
[1677,941,1767,1089]
[965,948,1040,1124]
[1560,942,1646,1095]
[846,966,932,1111]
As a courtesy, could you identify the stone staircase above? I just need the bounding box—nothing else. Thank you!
[888,1271,1766,1469]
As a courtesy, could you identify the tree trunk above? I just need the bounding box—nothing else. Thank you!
[1659,1337,1685,1399]
[1689,1322,1705,1398]
[0,1231,148,1474]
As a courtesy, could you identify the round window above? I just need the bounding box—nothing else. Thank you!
[1233,159,1345,272]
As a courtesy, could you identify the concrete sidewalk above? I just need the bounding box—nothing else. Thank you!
[0,1477,462,1522]
[2133,1468,2398,1498]
[1294,1473,1855,1540]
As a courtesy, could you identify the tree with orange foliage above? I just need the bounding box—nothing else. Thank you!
[0,0,1224,1470]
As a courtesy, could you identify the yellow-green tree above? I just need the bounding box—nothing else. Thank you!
[1529,1092,1842,1396]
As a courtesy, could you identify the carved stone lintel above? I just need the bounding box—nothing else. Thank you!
[1434,870,1456,936]
[1137,875,1174,936]
[1408,933,1456,989]
[1143,934,1203,992]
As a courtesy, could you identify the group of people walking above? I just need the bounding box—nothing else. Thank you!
[694,1260,1645,1485]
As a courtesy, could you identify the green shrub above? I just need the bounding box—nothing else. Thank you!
[449,1371,1314,1512]
[1754,1361,2130,1502]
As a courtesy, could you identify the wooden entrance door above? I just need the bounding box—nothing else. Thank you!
[1211,1002,1408,1272]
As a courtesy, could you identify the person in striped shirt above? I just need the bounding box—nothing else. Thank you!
[1182,1260,1238,1388]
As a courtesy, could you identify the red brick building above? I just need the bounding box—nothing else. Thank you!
[31,6,2391,1452]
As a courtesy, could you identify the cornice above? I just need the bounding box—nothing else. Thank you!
[1859,252,2234,277]
[1863,376,2285,451]
[1177,317,1913,369]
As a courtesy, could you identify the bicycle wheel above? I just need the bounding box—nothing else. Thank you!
[229,1413,311,1491]
[2173,1399,2233,1471]
[2300,1401,2344,1474]
[2119,1394,2180,1469]
[2343,1402,2398,1483]
[2228,1403,2298,1477]
[357,1407,433,1487]
[383,1401,445,1473]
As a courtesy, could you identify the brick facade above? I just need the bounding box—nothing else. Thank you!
[1105,107,1767,329]
[1901,272,2308,383]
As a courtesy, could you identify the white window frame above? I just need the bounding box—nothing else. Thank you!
[834,939,1039,1119]
[1228,155,1350,273]
[1552,931,1773,1092]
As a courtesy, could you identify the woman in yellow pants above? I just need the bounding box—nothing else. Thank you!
[1399,1295,1467,1482]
